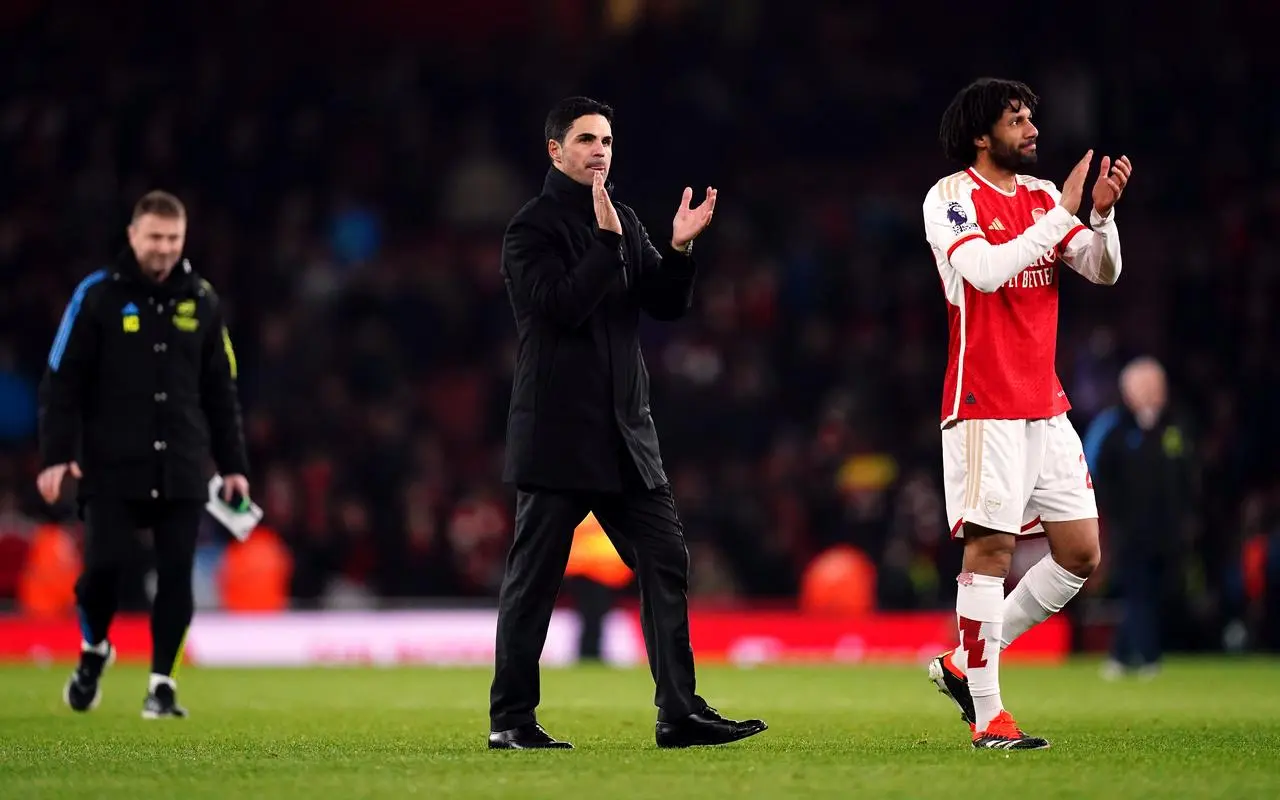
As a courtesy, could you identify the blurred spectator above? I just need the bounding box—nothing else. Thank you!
[0,342,37,444]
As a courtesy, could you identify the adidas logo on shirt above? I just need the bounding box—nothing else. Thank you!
[988,218,1006,231]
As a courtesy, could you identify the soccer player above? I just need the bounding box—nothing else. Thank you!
[920,78,1132,749]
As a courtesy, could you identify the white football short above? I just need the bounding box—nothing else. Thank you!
[941,413,1097,538]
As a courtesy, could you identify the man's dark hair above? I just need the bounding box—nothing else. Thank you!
[938,78,1039,166]
[132,190,186,221]
[544,96,614,144]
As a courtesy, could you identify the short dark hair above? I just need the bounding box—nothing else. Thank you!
[938,78,1039,166]
[132,190,186,221]
[544,96,614,144]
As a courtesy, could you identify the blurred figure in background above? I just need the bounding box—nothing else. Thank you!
[563,512,632,661]
[1235,493,1280,653]
[1084,357,1197,678]
[36,192,251,718]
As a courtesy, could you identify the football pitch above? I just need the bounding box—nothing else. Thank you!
[1,658,1277,798]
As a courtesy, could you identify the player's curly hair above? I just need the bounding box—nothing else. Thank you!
[939,78,1039,166]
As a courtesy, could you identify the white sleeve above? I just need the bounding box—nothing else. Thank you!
[923,186,1083,294]
[1039,182,1123,285]
[1060,208,1123,285]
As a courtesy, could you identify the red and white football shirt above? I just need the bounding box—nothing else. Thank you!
[923,169,1089,425]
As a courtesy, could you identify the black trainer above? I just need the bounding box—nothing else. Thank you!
[142,683,188,719]
[63,643,115,713]
[928,650,976,729]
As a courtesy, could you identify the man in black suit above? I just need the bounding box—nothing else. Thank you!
[488,97,767,750]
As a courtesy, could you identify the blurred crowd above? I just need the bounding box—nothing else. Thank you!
[1,1,1278,640]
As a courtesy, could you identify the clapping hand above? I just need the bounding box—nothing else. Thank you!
[671,186,717,250]
[1091,155,1132,217]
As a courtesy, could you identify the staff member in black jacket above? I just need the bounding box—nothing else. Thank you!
[37,190,250,718]
[1083,356,1195,678]
[489,97,766,750]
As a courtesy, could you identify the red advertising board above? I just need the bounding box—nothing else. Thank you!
[0,609,1068,666]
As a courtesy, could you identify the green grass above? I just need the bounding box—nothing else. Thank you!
[1,659,1277,798]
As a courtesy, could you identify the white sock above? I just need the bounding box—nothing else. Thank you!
[82,639,110,656]
[1000,555,1086,650]
[956,572,1006,733]
[149,673,175,693]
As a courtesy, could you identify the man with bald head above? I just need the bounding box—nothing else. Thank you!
[1119,357,1167,430]
[1082,356,1197,678]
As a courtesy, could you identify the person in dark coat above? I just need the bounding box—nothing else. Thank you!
[1084,357,1196,678]
[488,96,766,750]
[37,190,250,718]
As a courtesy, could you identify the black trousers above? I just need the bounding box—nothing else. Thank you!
[1110,552,1165,667]
[489,481,704,730]
[76,498,203,676]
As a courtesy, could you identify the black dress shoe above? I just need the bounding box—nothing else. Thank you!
[655,707,768,748]
[488,723,574,750]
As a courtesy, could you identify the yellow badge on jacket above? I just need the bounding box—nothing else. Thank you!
[172,315,199,332]
[121,302,140,333]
